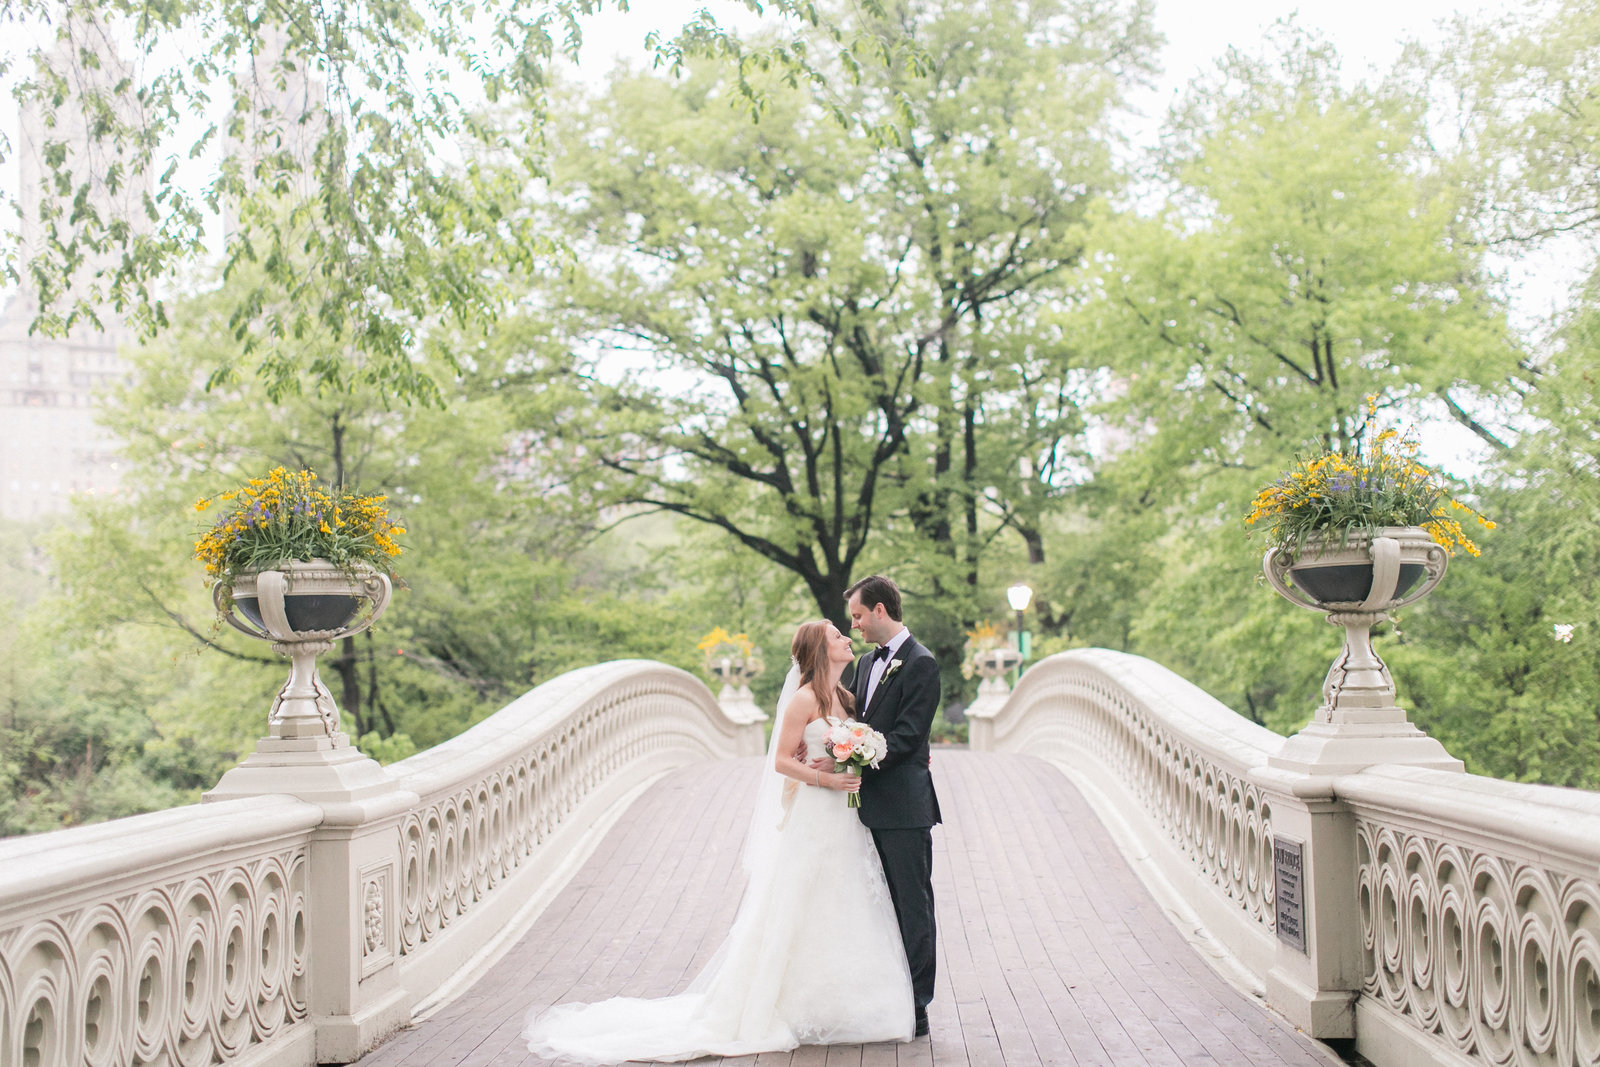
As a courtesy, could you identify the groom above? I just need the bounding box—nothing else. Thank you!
[840,574,941,1039]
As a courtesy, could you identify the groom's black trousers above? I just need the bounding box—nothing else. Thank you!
[872,827,936,1012]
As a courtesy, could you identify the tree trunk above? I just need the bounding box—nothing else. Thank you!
[335,635,364,736]
[323,411,368,737]
[802,569,853,635]
[1020,525,1046,566]
[368,632,398,736]
[329,410,346,490]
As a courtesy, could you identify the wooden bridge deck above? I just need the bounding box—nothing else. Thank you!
[355,751,1342,1067]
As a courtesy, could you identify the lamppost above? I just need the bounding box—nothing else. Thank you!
[1007,582,1033,669]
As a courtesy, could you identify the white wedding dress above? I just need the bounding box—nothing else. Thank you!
[523,682,914,1063]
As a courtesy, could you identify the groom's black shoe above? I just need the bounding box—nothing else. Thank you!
[914,1008,929,1037]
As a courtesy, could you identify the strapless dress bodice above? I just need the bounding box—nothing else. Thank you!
[802,717,831,761]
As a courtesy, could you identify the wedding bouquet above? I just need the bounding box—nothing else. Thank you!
[823,719,888,809]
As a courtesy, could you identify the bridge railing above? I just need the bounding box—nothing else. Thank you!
[968,648,1287,980]
[382,661,758,1012]
[0,797,323,1067]
[975,648,1600,1067]
[1340,766,1600,1067]
[0,659,760,1067]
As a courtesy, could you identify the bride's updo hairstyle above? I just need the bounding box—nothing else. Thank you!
[790,621,855,721]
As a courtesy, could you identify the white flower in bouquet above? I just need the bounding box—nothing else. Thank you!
[823,718,889,809]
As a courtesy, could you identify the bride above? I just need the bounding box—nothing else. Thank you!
[523,620,915,1062]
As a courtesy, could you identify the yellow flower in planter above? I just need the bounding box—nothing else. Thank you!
[194,466,406,583]
[697,627,763,683]
[961,621,1009,679]
[1246,408,1494,560]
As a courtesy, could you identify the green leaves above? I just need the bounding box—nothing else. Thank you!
[1082,22,1518,499]
[520,0,1153,645]
[5,0,941,406]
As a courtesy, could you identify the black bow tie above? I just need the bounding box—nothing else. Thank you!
[872,645,893,663]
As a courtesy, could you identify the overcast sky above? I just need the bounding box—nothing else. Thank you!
[567,0,1506,106]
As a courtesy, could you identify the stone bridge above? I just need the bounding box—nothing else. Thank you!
[4,651,1597,1066]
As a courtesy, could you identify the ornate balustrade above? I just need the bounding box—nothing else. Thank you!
[20,635,1598,1067]
[383,661,758,1007]
[0,659,757,1066]
[969,649,1287,981]
[1340,766,1600,1067]
[0,797,322,1067]
[980,648,1600,1067]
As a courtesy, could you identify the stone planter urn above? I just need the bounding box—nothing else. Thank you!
[965,647,1023,749]
[214,558,393,739]
[708,654,759,688]
[1262,526,1461,774]
[708,655,766,727]
[970,646,1023,680]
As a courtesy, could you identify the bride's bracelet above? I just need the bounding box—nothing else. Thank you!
[814,769,820,787]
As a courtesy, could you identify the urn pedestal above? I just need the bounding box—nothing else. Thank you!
[204,559,417,1059]
[1256,527,1461,1040]
[708,655,767,756]
[1262,526,1462,776]
[206,559,399,804]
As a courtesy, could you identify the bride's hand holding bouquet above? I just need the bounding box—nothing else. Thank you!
[824,719,888,808]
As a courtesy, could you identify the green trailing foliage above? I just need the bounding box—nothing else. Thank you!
[4,0,927,405]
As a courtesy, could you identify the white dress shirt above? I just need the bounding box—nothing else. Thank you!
[863,627,912,711]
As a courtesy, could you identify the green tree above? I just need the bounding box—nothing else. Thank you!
[1089,27,1517,475]
[0,270,719,832]
[1413,0,1600,251]
[1039,28,1523,734]
[1368,0,1600,785]
[515,0,1157,692]
[6,0,925,405]
[1387,472,1600,787]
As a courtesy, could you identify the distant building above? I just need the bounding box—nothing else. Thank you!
[0,294,135,520]
[0,15,146,521]
[0,19,325,520]
[223,24,329,238]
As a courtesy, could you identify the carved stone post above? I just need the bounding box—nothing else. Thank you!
[204,560,420,1060]
[1255,526,1467,1038]
[964,648,1022,752]
[1251,768,1362,1038]
[715,683,769,757]
[300,791,419,1062]
[707,655,767,757]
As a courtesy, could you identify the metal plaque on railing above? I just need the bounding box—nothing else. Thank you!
[1273,836,1306,953]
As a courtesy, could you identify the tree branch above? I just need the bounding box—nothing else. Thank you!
[141,583,278,663]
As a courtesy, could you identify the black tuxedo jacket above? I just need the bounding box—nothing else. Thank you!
[851,636,943,830]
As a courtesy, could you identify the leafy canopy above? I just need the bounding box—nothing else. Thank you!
[5,0,923,404]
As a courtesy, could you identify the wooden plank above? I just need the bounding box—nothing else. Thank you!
[822,1044,863,1067]
[354,753,1344,1067]
[897,1036,937,1067]
[860,1039,902,1067]
[789,1045,830,1067]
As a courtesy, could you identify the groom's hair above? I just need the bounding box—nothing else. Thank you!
[845,575,902,621]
